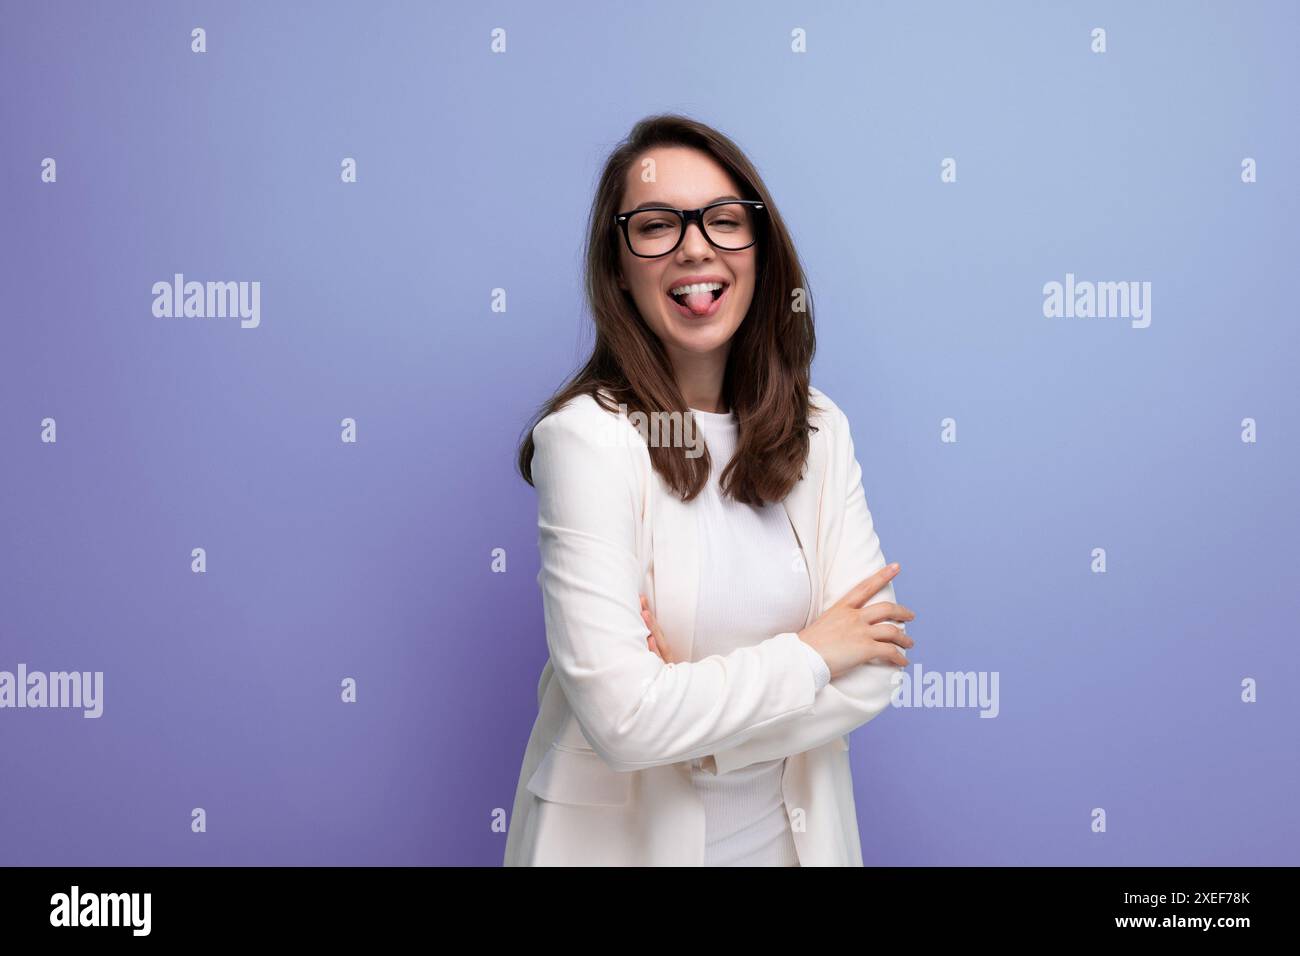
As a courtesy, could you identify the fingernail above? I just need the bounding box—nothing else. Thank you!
[889,562,900,571]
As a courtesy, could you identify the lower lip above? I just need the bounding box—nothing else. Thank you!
[667,284,730,320]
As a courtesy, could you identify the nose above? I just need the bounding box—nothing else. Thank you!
[679,220,713,259]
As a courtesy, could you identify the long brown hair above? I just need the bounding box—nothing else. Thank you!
[516,113,819,507]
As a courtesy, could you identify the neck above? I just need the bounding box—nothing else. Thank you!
[669,346,729,414]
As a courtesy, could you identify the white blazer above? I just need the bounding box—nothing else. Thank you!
[503,384,904,866]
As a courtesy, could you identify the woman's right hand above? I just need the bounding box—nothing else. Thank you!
[797,563,915,679]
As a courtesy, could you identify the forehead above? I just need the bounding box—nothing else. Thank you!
[621,146,741,208]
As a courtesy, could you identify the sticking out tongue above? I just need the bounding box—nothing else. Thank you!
[682,291,714,315]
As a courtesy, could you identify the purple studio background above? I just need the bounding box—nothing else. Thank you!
[1,0,1296,866]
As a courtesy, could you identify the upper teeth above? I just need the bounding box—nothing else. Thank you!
[670,281,724,296]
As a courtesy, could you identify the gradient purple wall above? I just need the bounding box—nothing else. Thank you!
[1,1,1296,865]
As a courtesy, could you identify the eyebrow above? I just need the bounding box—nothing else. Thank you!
[630,194,742,211]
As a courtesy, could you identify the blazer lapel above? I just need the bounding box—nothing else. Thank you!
[649,484,697,665]
[783,425,825,629]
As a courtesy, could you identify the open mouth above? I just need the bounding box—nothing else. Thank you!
[666,281,729,318]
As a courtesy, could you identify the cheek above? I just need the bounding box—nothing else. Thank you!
[732,275,757,311]
[627,268,664,307]
[728,256,757,294]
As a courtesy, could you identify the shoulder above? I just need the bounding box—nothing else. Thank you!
[533,390,604,435]
[535,389,633,438]
[530,391,647,528]
[807,384,839,418]
[531,389,648,472]
[808,384,850,437]
[807,385,862,486]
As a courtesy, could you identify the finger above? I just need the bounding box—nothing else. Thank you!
[658,631,672,663]
[866,641,910,667]
[837,563,901,610]
[869,625,915,649]
[859,602,915,625]
[639,597,674,663]
[642,604,665,658]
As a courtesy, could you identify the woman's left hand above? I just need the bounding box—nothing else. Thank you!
[639,594,672,663]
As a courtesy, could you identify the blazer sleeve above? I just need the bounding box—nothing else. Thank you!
[532,402,822,773]
[701,403,905,776]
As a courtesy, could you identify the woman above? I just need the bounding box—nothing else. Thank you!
[505,114,916,866]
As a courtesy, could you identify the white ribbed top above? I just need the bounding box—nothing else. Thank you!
[685,406,818,866]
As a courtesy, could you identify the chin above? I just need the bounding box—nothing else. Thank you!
[665,324,737,355]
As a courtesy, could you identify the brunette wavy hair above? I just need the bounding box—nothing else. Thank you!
[516,113,819,507]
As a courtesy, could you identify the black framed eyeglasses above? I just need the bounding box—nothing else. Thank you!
[614,199,766,258]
